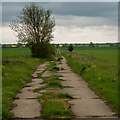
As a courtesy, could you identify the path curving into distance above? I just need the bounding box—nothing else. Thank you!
[11,57,117,119]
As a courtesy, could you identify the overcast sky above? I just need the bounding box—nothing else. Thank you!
[1,2,118,44]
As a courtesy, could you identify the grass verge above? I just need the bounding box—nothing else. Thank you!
[62,50,118,113]
[2,49,48,119]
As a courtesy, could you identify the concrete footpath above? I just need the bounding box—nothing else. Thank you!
[11,57,118,119]
[56,57,117,118]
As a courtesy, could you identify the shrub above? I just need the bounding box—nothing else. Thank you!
[68,44,73,52]
[30,42,55,58]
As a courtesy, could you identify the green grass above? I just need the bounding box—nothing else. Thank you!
[37,73,42,78]
[45,82,63,89]
[40,92,73,100]
[62,50,118,113]
[38,92,74,118]
[42,75,63,83]
[73,48,118,63]
[41,100,73,118]
[2,48,31,58]
[56,57,63,62]
[2,48,48,119]
[49,66,60,72]
[46,62,56,69]
[34,82,63,92]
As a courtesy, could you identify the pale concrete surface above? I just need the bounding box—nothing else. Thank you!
[42,70,59,77]
[11,99,41,118]
[56,57,117,118]
[32,62,49,77]
[11,62,48,118]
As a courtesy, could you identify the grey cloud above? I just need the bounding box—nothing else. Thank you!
[2,0,119,2]
[2,2,117,26]
[54,15,117,27]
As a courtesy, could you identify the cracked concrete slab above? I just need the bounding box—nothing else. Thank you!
[11,99,41,118]
[16,89,41,99]
[32,62,49,77]
[42,70,59,77]
[11,62,48,119]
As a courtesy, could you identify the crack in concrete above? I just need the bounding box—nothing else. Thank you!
[11,62,49,119]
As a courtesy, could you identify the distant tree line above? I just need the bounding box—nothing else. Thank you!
[52,42,119,49]
[2,42,119,48]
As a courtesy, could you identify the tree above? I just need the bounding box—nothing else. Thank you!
[89,42,94,47]
[16,43,22,48]
[109,43,114,47]
[68,44,73,52]
[10,3,55,58]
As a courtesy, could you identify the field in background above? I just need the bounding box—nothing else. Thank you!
[2,48,48,119]
[73,48,118,63]
[62,47,118,113]
[2,48,31,58]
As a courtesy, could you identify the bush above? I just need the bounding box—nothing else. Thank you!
[68,44,73,52]
[30,42,55,58]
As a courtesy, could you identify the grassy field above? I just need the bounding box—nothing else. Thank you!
[73,48,118,63]
[2,48,48,119]
[2,48,31,58]
[62,48,118,113]
[2,47,119,118]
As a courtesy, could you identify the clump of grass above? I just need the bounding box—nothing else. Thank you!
[43,61,57,72]
[41,100,73,118]
[47,62,56,69]
[49,66,60,72]
[37,73,42,78]
[40,92,73,100]
[43,75,63,83]
[45,82,63,89]
[56,57,63,62]
[60,67,64,70]
[34,82,63,92]
[33,88,42,92]
[38,91,74,118]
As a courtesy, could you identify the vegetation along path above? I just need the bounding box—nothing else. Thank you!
[11,62,49,118]
[11,57,117,119]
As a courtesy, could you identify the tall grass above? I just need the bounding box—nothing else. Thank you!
[62,50,118,113]
[73,48,118,63]
[2,48,48,119]
[2,48,31,58]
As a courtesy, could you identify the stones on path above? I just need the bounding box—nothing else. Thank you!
[11,62,49,119]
